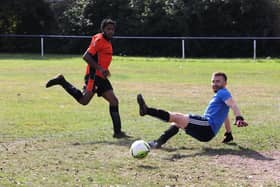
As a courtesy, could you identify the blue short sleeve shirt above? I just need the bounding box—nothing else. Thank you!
[203,88,232,134]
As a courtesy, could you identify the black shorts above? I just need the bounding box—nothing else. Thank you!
[185,115,215,142]
[84,74,113,97]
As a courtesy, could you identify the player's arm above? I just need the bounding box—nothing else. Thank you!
[83,52,110,78]
[224,115,231,132]
[225,97,248,127]
[83,51,101,71]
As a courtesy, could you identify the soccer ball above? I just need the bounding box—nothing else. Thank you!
[130,140,150,159]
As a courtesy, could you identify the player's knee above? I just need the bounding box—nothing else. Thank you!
[174,122,187,129]
[82,102,89,106]
[170,113,188,127]
[170,123,180,133]
[78,98,90,106]
[110,97,119,106]
[80,101,89,106]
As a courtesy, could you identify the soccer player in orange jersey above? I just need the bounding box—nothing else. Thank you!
[46,18,130,138]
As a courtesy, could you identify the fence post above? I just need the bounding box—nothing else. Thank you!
[40,36,44,57]
[253,39,256,60]
[182,39,185,59]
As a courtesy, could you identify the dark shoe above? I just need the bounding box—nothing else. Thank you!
[148,140,162,149]
[222,132,233,143]
[46,74,65,88]
[137,94,148,116]
[113,131,131,139]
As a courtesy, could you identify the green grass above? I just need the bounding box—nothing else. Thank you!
[0,54,279,186]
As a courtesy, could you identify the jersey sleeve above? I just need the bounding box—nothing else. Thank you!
[87,37,101,55]
[219,89,232,102]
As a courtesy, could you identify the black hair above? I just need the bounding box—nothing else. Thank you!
[213,72,227,82]
[100,18,116,31]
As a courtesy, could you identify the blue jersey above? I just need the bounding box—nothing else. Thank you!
[203,88,231,134]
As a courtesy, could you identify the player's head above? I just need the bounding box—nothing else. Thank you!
[211,72,227,93]
[100,18,116,40]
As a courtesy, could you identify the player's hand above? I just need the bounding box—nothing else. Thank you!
[101,69,111,78]
[234,116,248,127]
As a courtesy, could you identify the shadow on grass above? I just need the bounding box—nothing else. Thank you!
[137,165,159,170]
[164,143,275,161]
[160,146,198,153]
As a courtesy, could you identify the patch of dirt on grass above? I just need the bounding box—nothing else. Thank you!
[214,151,280,184]
[0,139,48,152]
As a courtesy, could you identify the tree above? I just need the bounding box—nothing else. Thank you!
[56,0,92,34]
[0,0,57,53]
[0,0,57,34]
[2,0,280,56]
[84,0,137,35]
[174,0,280,57]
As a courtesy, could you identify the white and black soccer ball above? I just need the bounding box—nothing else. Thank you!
[130,140,150,159]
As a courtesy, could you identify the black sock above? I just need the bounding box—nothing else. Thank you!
[224,131,232,136]
[147,107,170,122]
[61,79,83,101]
[157,125,179,145]
[110,105,122,134]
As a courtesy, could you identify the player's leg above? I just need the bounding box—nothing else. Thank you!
[78,89,94,105]
[46,74,94,105]
[46,74,83,102]
[98,77,130,138]
[150,115,215,148]
[137,94,189,127]
[149,123,179,148]
[102,90,130,138]
[150,114,216,147]
[78,76,95,105]
[137,94,170,121]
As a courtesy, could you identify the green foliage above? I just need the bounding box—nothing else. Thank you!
[0,0,58,53]
[84,0,136,35]
[1,0,280,57]
[3,0,279,37]
[0,0,57,34]
[184,0,280,36]
[58,0,92,34]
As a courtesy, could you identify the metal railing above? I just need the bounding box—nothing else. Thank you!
[1,34,280,59]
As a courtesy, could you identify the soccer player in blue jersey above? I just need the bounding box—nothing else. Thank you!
[137,72,248,148]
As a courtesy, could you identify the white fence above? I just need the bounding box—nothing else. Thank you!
[1,34,280,59]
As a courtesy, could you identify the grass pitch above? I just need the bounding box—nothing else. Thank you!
[0,54,279,186]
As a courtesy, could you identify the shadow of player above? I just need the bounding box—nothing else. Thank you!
[164,142,275,161]
[137,165,159,170]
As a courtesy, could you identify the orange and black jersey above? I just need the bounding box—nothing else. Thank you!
[86,33,113,78]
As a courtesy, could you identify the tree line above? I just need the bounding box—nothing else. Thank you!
[1,0,280,57]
